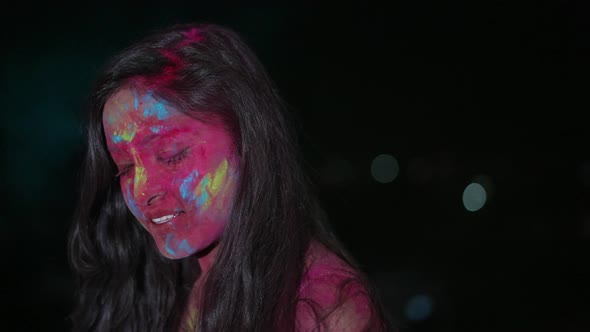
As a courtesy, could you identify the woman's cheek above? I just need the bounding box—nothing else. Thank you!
[211,166,237,213]
[122,179,147,223]
[179,169,200,204]
[176,160,237,214]
[192,159,233,214]
[177,166,220,212]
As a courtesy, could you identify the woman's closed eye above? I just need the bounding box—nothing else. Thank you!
[158,147,189,166]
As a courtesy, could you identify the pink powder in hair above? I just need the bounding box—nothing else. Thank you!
[179,27,204,47]
[138,49,184,89]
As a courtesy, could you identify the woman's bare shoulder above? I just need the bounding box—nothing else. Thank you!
[296,241,377,331]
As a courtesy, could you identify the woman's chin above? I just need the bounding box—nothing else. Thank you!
[158,247,197,260]
[154,235,200,259]
[162,252,192,259]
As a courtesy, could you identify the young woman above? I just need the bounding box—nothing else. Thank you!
[68,23,391,331]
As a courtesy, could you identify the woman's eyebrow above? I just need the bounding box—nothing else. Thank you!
[141,133,160,145]
[141,127,190,146]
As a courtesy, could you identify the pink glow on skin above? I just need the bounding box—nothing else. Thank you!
[103,87,238,261]
[176,241,376,331]
[295,241,375,331]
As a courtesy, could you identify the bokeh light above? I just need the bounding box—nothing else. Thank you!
[462,182,487,212]
[404,294,434,321]
[371,154,400,184]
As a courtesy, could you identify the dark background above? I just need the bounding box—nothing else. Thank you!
[1,1,588,331]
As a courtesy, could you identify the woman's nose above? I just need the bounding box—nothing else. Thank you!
[146,192,165,206]
[136,187,166,207]
[132,165,166,206]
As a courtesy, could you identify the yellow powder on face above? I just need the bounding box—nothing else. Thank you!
[113,122,137,143]
[193,160,234,213]
[131,148,147,198]
[209,159,228,196]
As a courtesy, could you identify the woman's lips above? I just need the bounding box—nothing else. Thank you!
[151,211,184,224]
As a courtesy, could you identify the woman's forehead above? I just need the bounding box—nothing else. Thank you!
[102,87,235,151]
[103,88,178,126]
[103,88,191,148]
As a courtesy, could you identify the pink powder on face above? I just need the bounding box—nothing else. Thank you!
[103,87,238,259]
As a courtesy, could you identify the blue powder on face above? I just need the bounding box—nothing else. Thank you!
[196,191,209,208]
[180,170,199,201]
[125,186,144,219]
[165,234,177,256]
[143,102,169,120]
[150,125,164,133]
[165,235,195,256]
[133,90,139,110]
[196,176,210,208]
[153,102,170,120]
[141,91,170,120]
[178,239,195,254]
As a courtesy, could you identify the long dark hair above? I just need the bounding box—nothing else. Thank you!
[68,23,390,331]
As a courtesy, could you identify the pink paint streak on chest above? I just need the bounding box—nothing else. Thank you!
[296,241,373,331]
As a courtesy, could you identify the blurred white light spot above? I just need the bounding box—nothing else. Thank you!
[463,182,487,212]
[371,154,399,183]
[404,294,433,321]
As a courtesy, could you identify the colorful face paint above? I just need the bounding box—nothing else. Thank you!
[103,87,238,259]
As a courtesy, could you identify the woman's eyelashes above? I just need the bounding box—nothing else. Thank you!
[158,147,189,167]
[114,147,190,178]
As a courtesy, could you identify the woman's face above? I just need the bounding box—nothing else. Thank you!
[102,87,238,259]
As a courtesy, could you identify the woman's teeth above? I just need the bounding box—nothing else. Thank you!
[151,212,183,224]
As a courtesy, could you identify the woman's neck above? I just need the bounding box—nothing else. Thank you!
[197,243,219,276]
[179,243,220,331]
